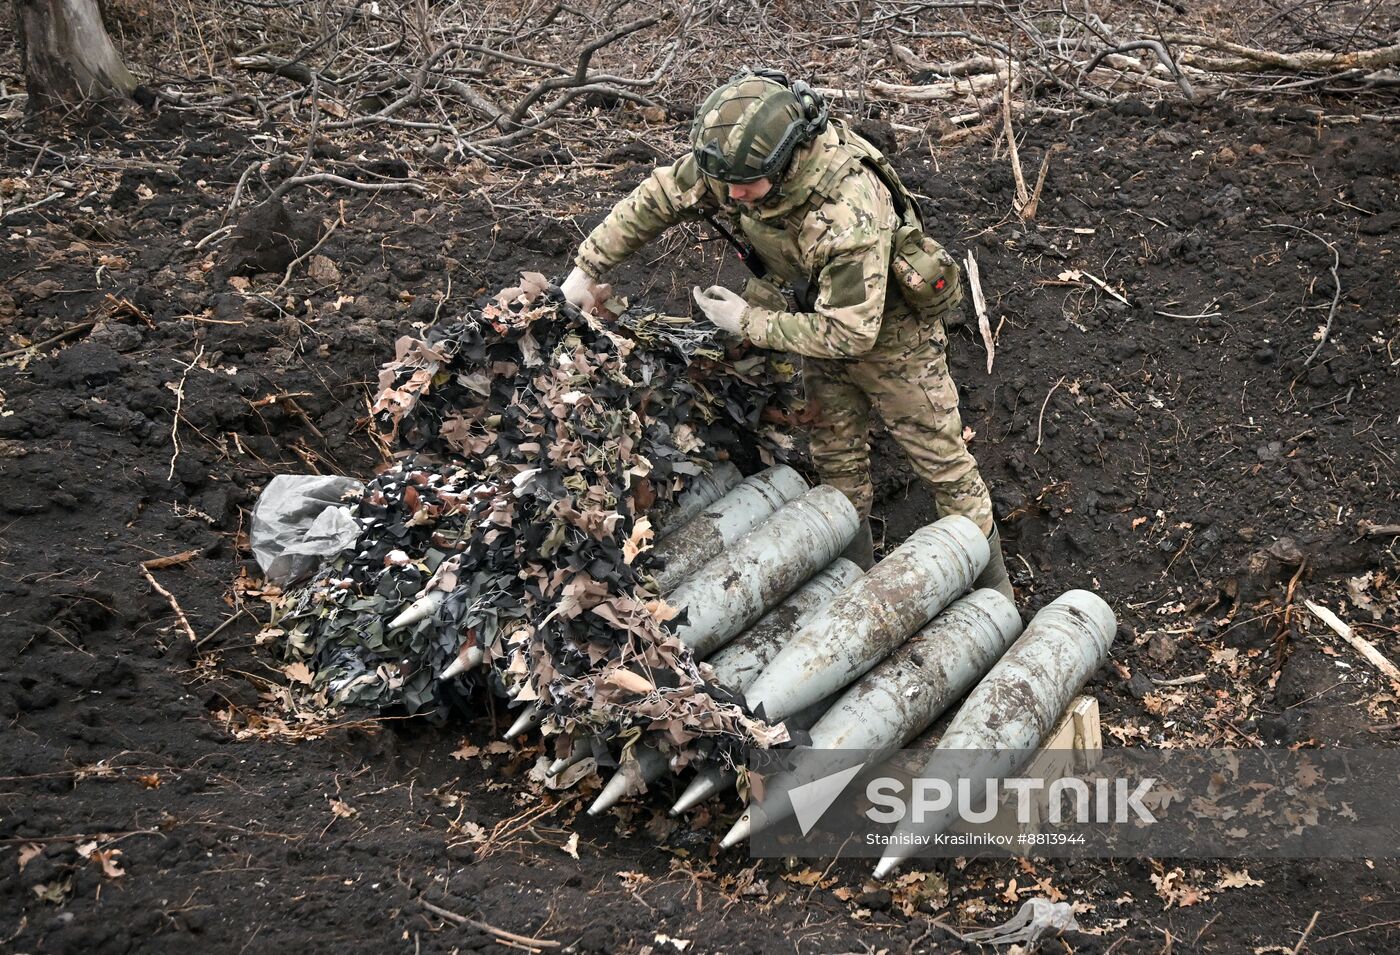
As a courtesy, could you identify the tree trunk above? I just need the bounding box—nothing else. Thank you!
[13,0,137,114]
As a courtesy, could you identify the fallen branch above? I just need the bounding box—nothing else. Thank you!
[418,899,560,948]
[267,172,426,202]
[232,54,342,88]
[1001,80,1031,216]
[166,346,204,482]
[1022,142,1067,221]
[1079,270,1131,306]
[964,251,994,374]
[1164,35,1400,73]
[1035,376,1067,454]
[140,550,200,571]
[197,608,253,648]
[2,190,64,218]
[500,12,672,131]
[139,561,198,642]
[1306,599,1400,694]
[1083,40,1198,100]
[1292,910,1321,955]
[0,321,96,361]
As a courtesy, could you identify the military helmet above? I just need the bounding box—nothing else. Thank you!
[690,68,829,184]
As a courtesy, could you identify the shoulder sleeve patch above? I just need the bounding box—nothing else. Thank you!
[824,256,871,310]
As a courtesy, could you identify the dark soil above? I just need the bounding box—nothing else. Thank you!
[2,98,1397,954]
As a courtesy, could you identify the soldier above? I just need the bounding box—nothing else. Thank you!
[560,68,1013,599]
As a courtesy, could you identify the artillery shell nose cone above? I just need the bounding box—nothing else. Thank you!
[546,758,568,777]
[440,645,483,680]
[872,855,901,880]
[588,772,631,815]
[388,607,419,629]
[671,771,725,815]
[503,704,540,740]
[390,589,445,629]
[719,810,751,849]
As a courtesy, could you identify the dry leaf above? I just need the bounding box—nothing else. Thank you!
[454,820,488,843]
[329,797,358,818]
[1217,869,1264,890]
[18,844,42,871]
[136,773,163,789]
[561,832,580,859]
[451,741,481,761]
[283,661,314,685]
[77,841,125,878]
[785,868,823,887]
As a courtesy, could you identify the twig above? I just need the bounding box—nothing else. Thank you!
[418,899,560,948]
[167,346,204,481]
[141,550,200,570]
[1305,600,1400,693]
[1292,910,1321,954]
[1264,225,1342,367]
[197,608,253,648]
[1034,376,1067,454]
[139,561,197,642]
[1077,270,1132,306]
[1023,143,1067,221]
[267,172,425,201]
[1152,673,1207,686]
[275,201,346,293]
[2,191,65,218]
[0,321,96,360]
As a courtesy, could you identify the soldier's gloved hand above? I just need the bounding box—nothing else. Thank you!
[692,285,747,335]
[561,266,609,314]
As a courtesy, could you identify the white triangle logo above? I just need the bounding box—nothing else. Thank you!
[789,762,866,836]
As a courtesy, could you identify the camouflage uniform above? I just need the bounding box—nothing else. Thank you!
[574,122,994,534]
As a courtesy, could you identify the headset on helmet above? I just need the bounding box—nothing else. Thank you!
[690,67,829,184]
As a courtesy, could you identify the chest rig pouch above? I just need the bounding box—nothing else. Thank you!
[704,125,964,320]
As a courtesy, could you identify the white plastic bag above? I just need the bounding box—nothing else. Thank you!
[960,898,1079,947]
[251,474,363,584]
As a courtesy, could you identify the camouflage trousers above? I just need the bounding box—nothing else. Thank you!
[803,314,994,534]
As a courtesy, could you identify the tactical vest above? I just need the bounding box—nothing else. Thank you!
[740,123,964,318]
[828,126,964,317]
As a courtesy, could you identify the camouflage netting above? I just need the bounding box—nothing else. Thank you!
[271,274,805,761]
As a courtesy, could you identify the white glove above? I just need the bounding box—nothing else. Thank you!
[692,285,747,335]
[560,266,609,314]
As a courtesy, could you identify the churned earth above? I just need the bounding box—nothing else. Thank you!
[1,97,1397,954]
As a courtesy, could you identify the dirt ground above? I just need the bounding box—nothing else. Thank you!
[2,84,1398,954]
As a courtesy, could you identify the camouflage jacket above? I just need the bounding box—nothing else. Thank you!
[575,122,926,361]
